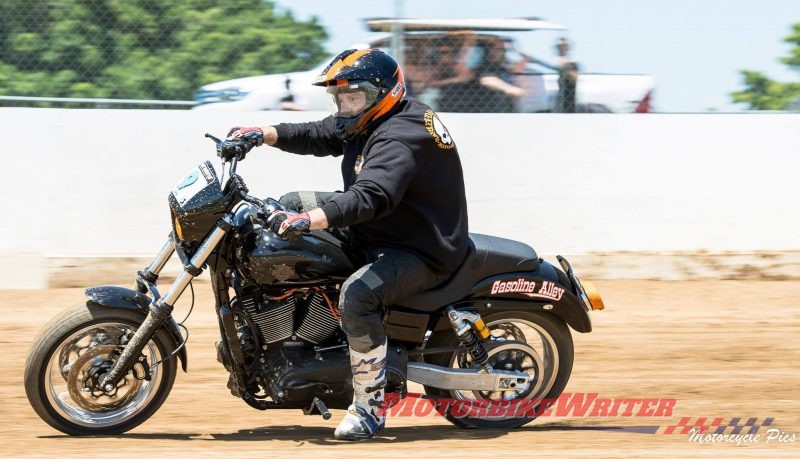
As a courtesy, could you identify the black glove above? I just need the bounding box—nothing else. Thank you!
[227,127,264,146]
[268,210,311,239]
[217,139,251,161]
[217,127,264,161]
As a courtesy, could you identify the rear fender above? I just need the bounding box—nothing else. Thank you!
[435,260,592,333]
[85,286,188,372]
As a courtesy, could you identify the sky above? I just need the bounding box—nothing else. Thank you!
[274,0,800,112]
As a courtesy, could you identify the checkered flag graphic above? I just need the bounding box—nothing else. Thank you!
[661,417,775,434]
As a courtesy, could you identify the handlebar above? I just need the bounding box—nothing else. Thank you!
[205,132,254,172]
[204,133,223,143]
[205,133,286,224]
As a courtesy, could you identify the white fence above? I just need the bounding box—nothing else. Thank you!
[1,108,798,287]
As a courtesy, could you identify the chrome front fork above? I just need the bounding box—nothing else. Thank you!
[101,216,232,390]
[147,238,175,276]
[160,221,228,306]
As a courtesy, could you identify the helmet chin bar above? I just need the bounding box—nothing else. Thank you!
[334,102,378,140]
[334,113,361,140]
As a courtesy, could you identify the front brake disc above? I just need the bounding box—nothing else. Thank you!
[66,345,143,412]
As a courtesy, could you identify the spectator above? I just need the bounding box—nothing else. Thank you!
[275,76,307,111]
[402,39,436,97]
[472,38,527,112]
[429,34,475,86]
[427,34,477,112]
[554,37,579,113]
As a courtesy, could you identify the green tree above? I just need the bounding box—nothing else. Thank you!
[731,23,800,110]
[0,0,329,104]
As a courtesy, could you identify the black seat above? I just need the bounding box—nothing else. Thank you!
[395,233,539,311]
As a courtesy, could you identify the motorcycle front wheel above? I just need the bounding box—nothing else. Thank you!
[24,303,178,435]
[423,310,574,429]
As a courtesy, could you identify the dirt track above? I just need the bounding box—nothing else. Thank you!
[1,280,798,458]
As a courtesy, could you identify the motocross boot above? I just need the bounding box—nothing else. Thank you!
[334,339,387,441]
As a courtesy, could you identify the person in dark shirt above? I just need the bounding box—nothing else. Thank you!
[554,37,579,113]
[472,38,527,112]
[427,34,478,112]
[225,49,469,440]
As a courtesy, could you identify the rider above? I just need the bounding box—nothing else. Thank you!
[224,48,469,440]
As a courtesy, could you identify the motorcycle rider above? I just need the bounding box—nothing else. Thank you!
[223,48,469,440]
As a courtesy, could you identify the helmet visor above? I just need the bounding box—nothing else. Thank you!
[326,81,382,118]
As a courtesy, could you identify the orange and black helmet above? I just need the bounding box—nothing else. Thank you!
[314,48,406,140]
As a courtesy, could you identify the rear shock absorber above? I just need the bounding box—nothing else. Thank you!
[446,306,492,373]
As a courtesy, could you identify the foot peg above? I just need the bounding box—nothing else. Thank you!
[303,396,332,420]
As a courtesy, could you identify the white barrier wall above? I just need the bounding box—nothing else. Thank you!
[0,108,798,287]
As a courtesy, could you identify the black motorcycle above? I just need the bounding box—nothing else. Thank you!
[24,134,605,435]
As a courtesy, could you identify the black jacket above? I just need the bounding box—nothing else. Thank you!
[272,98,468,273]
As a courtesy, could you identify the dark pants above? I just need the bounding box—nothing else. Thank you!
[339,247,447,352]
[280,191,448,353]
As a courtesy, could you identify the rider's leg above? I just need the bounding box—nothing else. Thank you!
[335,248,447,440]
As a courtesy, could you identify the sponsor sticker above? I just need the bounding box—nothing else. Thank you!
[176,170,198,190]
[391,82,403,97]
[172,165,209,204]
[490,278,565,301]
[199,163,214,183]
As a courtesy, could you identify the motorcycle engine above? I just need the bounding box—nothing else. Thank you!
[234,289,340,345]
[217,288,353,408]
[218,287,407,410]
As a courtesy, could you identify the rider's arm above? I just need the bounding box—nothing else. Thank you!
[259,126,279,146]
[319,138,416,228]
[307,207,329,231]
[268,116,344,157]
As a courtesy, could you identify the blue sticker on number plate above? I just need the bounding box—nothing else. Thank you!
[177,170,199,189]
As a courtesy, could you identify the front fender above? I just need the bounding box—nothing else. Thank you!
[85,286,188,372]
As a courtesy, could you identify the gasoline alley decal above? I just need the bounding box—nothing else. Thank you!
[424,109,455,150]
[490,279,565,301]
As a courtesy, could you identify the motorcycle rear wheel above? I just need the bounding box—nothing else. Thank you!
[24,303,178,435]
[423,310,574,429]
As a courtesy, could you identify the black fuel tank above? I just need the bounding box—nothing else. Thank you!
[240,229,356,285]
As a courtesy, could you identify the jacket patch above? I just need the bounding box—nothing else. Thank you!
[424,109,455,150]
[354,154,364,175]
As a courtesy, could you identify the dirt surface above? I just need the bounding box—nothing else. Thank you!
[1,280,798,458]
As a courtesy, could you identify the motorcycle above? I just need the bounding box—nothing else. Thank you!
[24,134,605,435]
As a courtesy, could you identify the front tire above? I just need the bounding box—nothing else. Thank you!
[423,310,574,429]
[24,303,178,435]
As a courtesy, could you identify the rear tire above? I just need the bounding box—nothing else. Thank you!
[423,310,573,429]
[24,303,178,435]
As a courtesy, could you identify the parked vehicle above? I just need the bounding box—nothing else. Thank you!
[194,18,654,113]
[24,134,605,435]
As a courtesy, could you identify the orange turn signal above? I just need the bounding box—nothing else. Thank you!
[173,215,183,241]
[582,281,605,310]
